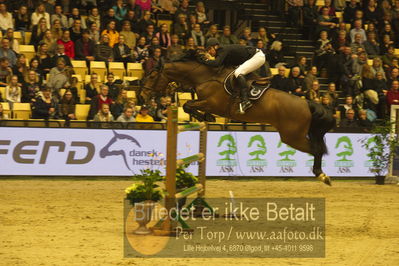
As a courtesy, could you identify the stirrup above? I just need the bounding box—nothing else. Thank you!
[239,100,252,114]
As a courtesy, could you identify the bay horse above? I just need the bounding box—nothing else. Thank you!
[140,59,335,185]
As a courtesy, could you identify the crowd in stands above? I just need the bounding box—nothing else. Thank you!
[0,0,398,131]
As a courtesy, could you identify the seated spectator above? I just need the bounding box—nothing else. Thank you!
[344,0,360,23]
[138,10,155,35]
[68,8,87,29]
[321,0,336,16]
[75,30,96,62]
[268,41,285,67]
[240,27,255,47]
[51,5,68,28]
[86,7,101,29]
[339,108,358,127]
[185,37,196,51]
[134,36,149,63]
[195,1,209,26]
[14,6,30,34]
[387,80,399,111]
[0,102,8,119]
[102,21,119,48]
[66,77,80,103]
[271,66,290,92]
[120,20,136,49]
[361,65,379,110]
[28,58,43,79]
[31,87,57,119]
[144,47,163,75]
[380,34,394,55]
[255,39,267,56]
[52,44,72,68]
[174,0,190,21]
[166,34,184,61]
[93,103,114,122]
[57,29,75,59]
[387,67,399,88]
[22,70,41,103]
[116,107,136,123]
[111,89,128,118]
[95,34,114,62]
[382,45,397,69]
[113,0,128,23]
[370,57,386,79]
[104,73,120,101]
[47,58,71,95]
[173,13,190,40]
[303,0,319,39]
[125,10,140,33]
[303,66,318,92]
[327,82,339,108]
[338,96,357,119]
[0,57,12,86]
[256,26,275,49]
[156,23,171,53]
[51,19,63,41]
[5,75,21,108]
[191,24,205,49]
[363,32,380,57]
[42,30,58,57]
[363,0,382,26]
[219,26,238,45]
[31,4,50,29]
[12,54,28,84]
[380,23,396,43]
[316,6,338,37]
[88,84,113,120]
[69,19,83,43]
[5,29,19,54]
[143,24,157,45]
[135,105,154,122]
[332,30,350,52]
[59,89,76,121]
[351,51,368,78]
[375,71,388,117]
[102,8,118,32]
[148,36,161,54]
[306,80,321,102]
[350,33,366,53]
[205,24,220,41]
[294,56,308,77]
[156,96,171,122]
[321,94,335,115]
[89,23,100,44]
[288,66,305,97]
[113,35,134,65]
[350,19,367,43]
[136,0,152,12]
[160,0,179,14]
[357,109,373,131]
[0,38,17,67]
[35,43,53,76]
[84,73,100,104]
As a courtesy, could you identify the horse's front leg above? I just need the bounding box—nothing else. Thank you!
[183,100,216,122]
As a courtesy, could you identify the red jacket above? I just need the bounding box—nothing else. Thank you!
[57,39,75,59]
[387,89,399,108]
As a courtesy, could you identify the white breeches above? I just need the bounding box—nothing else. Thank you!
[234,49,266,77]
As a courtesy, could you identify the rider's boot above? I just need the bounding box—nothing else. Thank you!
[236,74,252,114]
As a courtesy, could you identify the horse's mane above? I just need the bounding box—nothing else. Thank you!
[169,49,202,63]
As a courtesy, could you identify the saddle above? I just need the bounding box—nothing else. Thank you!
[223,70,271,100]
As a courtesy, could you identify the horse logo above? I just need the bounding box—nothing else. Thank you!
[247,135,267,167]
[216,134,237,167]
[334,136,354,168]
[100,130,141,171]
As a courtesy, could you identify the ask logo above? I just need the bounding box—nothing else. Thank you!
[334,136,354,173]
[247,135,267,173]
[216,134,237,173]
[276,141,296,173]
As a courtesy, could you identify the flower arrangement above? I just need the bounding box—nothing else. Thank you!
[125,169,165,205]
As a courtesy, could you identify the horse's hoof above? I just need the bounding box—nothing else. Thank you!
[317,173,332,186]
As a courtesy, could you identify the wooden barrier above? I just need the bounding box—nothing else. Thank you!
[152,106,213,236]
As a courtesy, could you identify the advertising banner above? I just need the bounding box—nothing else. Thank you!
[0,128,374,177]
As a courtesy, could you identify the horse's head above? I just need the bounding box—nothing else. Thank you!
[141,69,171,103]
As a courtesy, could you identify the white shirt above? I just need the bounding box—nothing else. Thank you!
[0,12,13,30]
[31,12,51,29]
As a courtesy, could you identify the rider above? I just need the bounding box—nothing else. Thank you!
[199,38,266,114]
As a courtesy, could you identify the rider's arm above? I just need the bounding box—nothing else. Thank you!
[200,49,228,67]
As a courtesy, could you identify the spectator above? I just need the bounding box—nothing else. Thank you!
[31,87,57,119]
[116,107,136,123]
[256,39,267,54]
[339,108,358,127]
[102,21,120,48]
[240,27,255,47]
[138,10,155,35]
[14,6,30,34]
[51,5,68,28]
[31,4,51,29]
[69,19,83,43]
[295,56,308,77]
[22,70,41,103]
[12,54,28,84]
[268,41,285,67]
[344,0,360,23]
[382,45,397,69]
[316,6,338,37]
[387,80,399,111]
[93,103,114,122]
[173,13,189,40]
[370,57,386,79]
[350,19,367,43]
[144,47,163,75]
[67,76,80,103]
[357,109,373,131]
[52,44,72,68]
[174,0,190,22]
[57,30,75,59]
[68,8,87,29]
[332,30,349,52]
[155,96,171,122]
[50,19,63,41]
[185,37,196,50]
[88,85,113,120]
[314,31,334,71]
[375,71,388,117]
[195,1,209,26]
[327,82,339,108]
[113,35,134,65]
[89,23,100,44]
[380,34,394,55]
[363,32,380,57]
[0,57,12,86]
[120,20,136,49]
[113,0,128,23]
[256,27,275,49]
[156,23,171,52]
[135,105,154,122]
[5,75,21,108]
[47,57,70,94]
[124,10,140,33]
[219,26,238,45]
[134,36,149,63]
[30,17,48,47]
[361,64,379,108]
[86,7,101,29]
[95,34,114,63]
[205,24,220,41]
[42,30,58,56]
[338,96,357,119]
[387,67,399,88]
[104,73,119,100]
[0,38,16,67]
[166,34,184,61]
[350,33,366,53]
[303,0,319,39]
[75,30,96,62]
[191,24,205,48]
[288,66,305,97]
[127,0,142,19]
[111,89,128,118]
[0,3,13,32]
[160,0,179,14]
[303,66,318,92]
[363,0,382,26]
[142,24,156,45]
[306,80,321,101]
[136,0,152,11]
[102,8,118,32]
[352,51,368,79]
[380,23,396,42]
[59,89,76,121]
[84,73,100,104]
[271,66,289,92]
[321,94,335,115]
[28,58,43,79]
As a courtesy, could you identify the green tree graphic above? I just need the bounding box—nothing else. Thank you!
[248,135,267,161]
[365,137,376,162]
[277,141,296,161]
[217,134,237,161]
[335,136,354,161]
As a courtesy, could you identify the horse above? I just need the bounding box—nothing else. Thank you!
[140,59,336,185]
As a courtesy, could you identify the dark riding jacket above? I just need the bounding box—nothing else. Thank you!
[200,45,257,67]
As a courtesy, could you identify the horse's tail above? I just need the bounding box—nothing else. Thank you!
[307,100,336,156]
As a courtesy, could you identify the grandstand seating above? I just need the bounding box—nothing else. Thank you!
[109,62,126,78]
[1,102,11,117]
[75,104,91,120]
[71,60,88,77]
[90,61,107,81]
[19,45,36,62]
[12,103,31,119]
[127,63,144,79]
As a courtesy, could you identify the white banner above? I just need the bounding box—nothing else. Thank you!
[0,128,374,177]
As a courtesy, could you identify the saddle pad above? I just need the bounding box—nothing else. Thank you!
[223,70,270,101]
